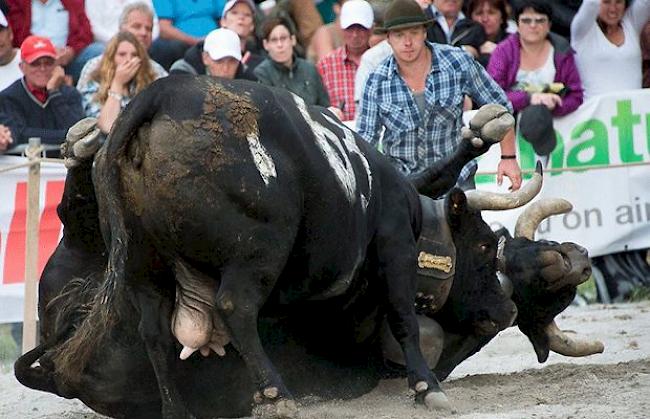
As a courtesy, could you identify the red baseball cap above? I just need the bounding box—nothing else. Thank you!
[20,35,57,64]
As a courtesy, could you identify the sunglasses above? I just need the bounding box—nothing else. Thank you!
[519,16,549,25]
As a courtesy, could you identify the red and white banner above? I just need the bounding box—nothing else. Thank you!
[0,156,66,323]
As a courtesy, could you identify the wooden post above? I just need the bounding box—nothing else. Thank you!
[22,137,41,354]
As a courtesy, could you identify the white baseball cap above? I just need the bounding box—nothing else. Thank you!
[203,28,242,61]
[340,0,374,30]
[222,0,256,16]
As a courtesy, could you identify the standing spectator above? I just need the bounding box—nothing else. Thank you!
[85,0,160,46]
[0,35,83,156]
[169,0,261,78]
[79,32,158,134]
[201,27,255,79]
[424,0,485,58]
[0,8,21,90]
[317,0,373,120]
[357,0,521,191]
[571,0,650,100]
[149,0,226,70]
[488,1,583,116]
[254,17,330,107]
[467,0,511,67]
[77,3,167,93]
[7,0,103,83]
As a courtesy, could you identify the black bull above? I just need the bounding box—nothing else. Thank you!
[15,77,602,418]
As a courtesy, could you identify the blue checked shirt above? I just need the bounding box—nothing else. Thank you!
[357,42,512,184]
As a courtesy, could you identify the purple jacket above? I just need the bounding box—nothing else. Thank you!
[487,33,583,116]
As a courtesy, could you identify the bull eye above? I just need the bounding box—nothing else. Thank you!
[479,243,490,253]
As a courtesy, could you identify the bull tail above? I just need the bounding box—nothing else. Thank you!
[53,84,164,381]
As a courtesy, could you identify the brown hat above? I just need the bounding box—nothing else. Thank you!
[376,0,433,33]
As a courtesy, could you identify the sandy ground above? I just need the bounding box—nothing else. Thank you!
[2,301,649,419]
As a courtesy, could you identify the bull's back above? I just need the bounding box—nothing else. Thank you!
[97,77,382,288]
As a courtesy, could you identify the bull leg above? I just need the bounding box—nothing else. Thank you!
[215,266,298,419]
[433,332,495,381]
[134,288,196,419]
[375,230,451,411]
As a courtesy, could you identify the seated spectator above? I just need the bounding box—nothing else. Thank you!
[169,0,261,78]
[149,0,226,70]
[77,3,167,92]
[488,0,583,157]
[571,0,650,100]
[7,0,103,83]
[201,28,255,79]
[308,0,344,63]
[488,1,582,116]
[0,8,21,91]
[317,0,374,120]
[85,0,160,46]
[254,17,330,107]
[424,0,486,58]
[467,0,512,67]
[79,31,158,134]
[266,0,324,54]
[0,36,83,156]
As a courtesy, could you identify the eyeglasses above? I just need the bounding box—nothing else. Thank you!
[267,35,290,45]
[519,16,549,26]
[25,59,56,69]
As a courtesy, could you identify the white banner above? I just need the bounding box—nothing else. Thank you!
[475,89,650,257]
[0,156,66,323]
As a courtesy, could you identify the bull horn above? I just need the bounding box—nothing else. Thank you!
[545,320,604,357]
[466,161,543,211]
[514,198,572,240]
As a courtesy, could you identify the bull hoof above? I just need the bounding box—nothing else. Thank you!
[252,399,298,419]
[422,390,452,411]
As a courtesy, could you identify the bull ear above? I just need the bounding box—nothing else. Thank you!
[447,188,468,216]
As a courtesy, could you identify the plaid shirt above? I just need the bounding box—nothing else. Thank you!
[357,42,512,183]
[317,46,358,121]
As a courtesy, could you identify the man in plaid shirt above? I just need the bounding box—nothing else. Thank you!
[317,0,374,121]
[357,0,521,191]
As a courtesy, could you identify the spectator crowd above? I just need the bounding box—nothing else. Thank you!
[0,0,649,297]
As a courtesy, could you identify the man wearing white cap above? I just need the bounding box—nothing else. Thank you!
[317,0,373,121]
[202,28,243,79]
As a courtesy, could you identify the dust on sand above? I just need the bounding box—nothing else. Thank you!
[2,302,649,419]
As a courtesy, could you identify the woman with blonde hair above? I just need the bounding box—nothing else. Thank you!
[80,31,158,133]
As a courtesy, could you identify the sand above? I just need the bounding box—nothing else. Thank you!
[2,301,649,419]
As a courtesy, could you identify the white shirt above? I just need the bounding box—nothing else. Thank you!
[0,51,23,92]
[571,0,650,100]
[85,0,160,44]
[354,40,392,114]
[31,0,69,48]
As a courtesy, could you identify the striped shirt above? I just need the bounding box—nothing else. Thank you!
[357,42,511,183]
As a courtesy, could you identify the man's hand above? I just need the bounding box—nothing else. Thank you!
[0,124,13,151]
[46,65,67,91]
[497,158,522,191]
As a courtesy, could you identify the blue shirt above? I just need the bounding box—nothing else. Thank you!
[357,42,512,184]
[153,0,225,37]
[31,0,69,48]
